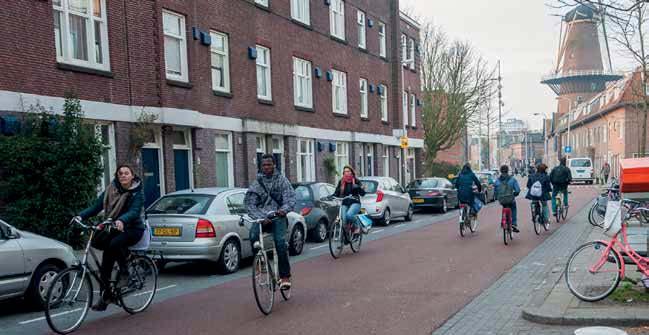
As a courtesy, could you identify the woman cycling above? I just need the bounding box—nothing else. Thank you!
[526,163,553,224]
[77,164,145,311]
[333,166,366,234]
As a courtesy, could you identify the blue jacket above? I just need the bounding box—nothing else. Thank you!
[526,172,553,201]
[454,169,482,204]
[494,174,521,201]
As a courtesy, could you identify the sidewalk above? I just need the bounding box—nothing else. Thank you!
[523,216,649,327]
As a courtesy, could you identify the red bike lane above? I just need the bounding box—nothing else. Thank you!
[69,186,597,335]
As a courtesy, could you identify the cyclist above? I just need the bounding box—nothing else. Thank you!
[526,163,553,224]
[245,154,296,290]
[333,165,366,234]
[494,165,521,232]
[77,164,145,311]
[454,163,482,222]
[550,157,572,217]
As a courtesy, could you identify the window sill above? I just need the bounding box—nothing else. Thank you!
[380,56,389,62]
[333,112,350,118]
[258,99,274,106]
[358,47,368,54]
[295,105,314,113]
[254,3,271,12]
[167,79,193,89]
[410,126,417,130]
[57,62,113,78]
[330,35,347,45]
[291,18,313,30]
[381,120,390,125]
[213,90,233,98]
[360,117,370,121]
[409,68,417,74]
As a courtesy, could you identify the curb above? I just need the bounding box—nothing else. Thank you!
[522,306,649,327]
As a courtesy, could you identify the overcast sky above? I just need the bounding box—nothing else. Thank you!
[400,0,575,131]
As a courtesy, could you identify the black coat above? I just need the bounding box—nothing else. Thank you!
[334,178,366,206]
[526,173,553,201]
[454,169,482,204]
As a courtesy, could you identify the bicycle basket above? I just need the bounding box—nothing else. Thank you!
[603,200,622,237]
[357,214,373,234]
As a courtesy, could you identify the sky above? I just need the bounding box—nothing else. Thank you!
[400,0,574,131]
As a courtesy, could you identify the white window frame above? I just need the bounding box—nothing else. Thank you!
[383,146,390,177]
[215,132,234,187]
[357,10,366,49]
[401,34,407,63]
[172,128,195,190]
[335,142,349,177]
[402,91,408,127]
[210,31,230,93]
[407,148,416,182]
[297,139,315,182]
[365,144,374,176]
[293,57,313,108]
[330,0,346,40]
[255,0,268,7]
[380,84,388,122]
[378,22,386,58]
[95,123,116,194]
[272,136,285,175]
[163,10,188,82]
[360,78,368,118]
[53,0,110,71]
[291,0,310,25]
[256,135,267,154]
[409,38,415,70]
[332,70,348,115]
[410,94,416,127]
[256,45,272,101]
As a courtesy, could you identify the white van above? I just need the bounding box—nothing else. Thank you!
[568,158,594,184]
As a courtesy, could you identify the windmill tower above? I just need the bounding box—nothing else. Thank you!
[541,4,621,115]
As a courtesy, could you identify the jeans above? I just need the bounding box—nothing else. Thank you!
[533,201,550,222]
[249,217,291,279]
[341,203,361,226]
[100,228,144,292]
[552,189,569,214]
[510,202,518,227]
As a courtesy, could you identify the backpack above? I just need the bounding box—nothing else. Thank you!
[497,177,515,206]
[551,166,570,185]
[530,180,543,197]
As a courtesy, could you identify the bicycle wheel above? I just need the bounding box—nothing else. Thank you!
[565,241,621,302]
[562,203,569,220]
[543,214,550,231]
[469,214,478,233]
[328,221,344,259]
[349,228,363,253]
[119,256,158,314]
[533,206,541,236]
[45,267,93,335]
[252,252,274,315]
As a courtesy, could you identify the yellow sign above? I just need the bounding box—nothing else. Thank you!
[400,136,409,149]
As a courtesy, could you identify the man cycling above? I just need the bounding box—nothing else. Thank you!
[454,163,482,221]
[245,154,296,290]
[549,157,572,217]
[495,165,521,232]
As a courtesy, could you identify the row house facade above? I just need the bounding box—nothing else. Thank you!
[0,0,424,207]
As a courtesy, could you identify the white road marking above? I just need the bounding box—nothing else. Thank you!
[309,244,328,250]
[133,284,177,297]
[371,229,385,234]
[394,224,405,228]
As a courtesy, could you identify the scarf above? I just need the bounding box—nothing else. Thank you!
[341,175,355,194]
[103,182,132,220]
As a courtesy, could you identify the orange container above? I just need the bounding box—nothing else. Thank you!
[620,158,649,193]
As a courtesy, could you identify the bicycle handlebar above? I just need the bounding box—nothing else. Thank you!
[70,217,114,231]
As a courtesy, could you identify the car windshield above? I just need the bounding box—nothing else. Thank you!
[360,180,379,193]
[408,179,440,189]
[570,159,592,168]
[147,194,214,215]
[294,186,312,201]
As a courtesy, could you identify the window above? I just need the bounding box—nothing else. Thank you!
[318,185,333,200]
[360,78,368,118]
[365,144,374,176]
[410,94,416,127]
[380,84,388,121]
[330,0,345,40]
[402,91,408,127]
[332,70,348,115]
[293,57,313,108]
[226,193,247,215]
[215,133,234,187]
[53,0,110,71]
[256,45,272,100]
[96,123,116,193]
[149,194,214,215]
[378,22,386,58]
[255,0,268,7]
[291,0,310,25]
[256,135,266,172]
[297,139,315,182]
[163,10,188,82]
[335,142,349,176]
[409,38,415,70]
[210,31,230,93]
[383,147,390,177]
[357,10,366,49]
[272,137,284,175]
[401,34,407,62]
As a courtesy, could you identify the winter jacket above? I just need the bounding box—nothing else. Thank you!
[454,168,482,204]
[550,164,572,191]
[494,174,521,200]
[245,171,296,220]
[526,173,553,201]
[79,178,145,230]
[333,178,366,206]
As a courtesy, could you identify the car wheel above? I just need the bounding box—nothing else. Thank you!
[441,198,448,213]
[289,225,305,256]
[382,208,392,225]
[405,205,414,222]
[28,263,62,308]
[312,219,328,243]
[217,238,241,274]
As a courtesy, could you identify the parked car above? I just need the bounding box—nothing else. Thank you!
[0,219,76,308]
[476,172,496,203]
[406,178,459,213]
[358,177,414,225]
[145,188,308,274]
[293,182,340,242]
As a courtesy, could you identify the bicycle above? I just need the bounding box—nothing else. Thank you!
[45,217,157,334]
[329,196,363,259]
[565,205,649,302]
[554,190,569,223]
[501,206,513,245]
[531,200,549,235]
[242,214,291,315]
[458,203,478,237]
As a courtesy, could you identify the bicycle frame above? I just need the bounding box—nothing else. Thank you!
[501,207,512,229]
[255,222,280,287]
[590,222,649,280]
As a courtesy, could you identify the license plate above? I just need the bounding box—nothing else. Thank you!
[413,198,425,203]
[577,170,585,173]
[153,227,181,237]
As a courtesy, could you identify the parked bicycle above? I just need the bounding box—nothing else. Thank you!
[531,200,549,235]
[458,203,478,237]
[329,196,363,259]
[45,217,157,334]
[242,214,291,315]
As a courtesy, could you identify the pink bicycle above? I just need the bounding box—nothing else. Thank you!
[501,206,513,245]
[564,204,649,301]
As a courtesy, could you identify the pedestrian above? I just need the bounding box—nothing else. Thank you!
[245,154,296,290]
[77,164,145,311]
[601,162,611,185]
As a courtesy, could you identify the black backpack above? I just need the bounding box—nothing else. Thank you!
[497,177,515,206]
[551,166,570,185]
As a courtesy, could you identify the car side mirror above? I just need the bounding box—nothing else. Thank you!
[238,216,245,227]
[6,227,18,239]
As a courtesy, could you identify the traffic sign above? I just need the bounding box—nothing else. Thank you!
[564,146,572,154]
[400,136,409,149]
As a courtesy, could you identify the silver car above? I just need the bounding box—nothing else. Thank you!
[0,219,76,308]
[146,188,307,274]
[359,177,414,225]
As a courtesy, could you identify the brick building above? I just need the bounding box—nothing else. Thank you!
[0,0,424,206]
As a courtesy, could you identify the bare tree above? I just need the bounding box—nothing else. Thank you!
[420,23,496,171]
